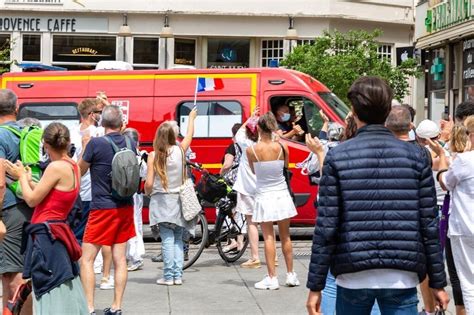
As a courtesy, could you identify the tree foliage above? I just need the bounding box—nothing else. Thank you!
[281,29,421,105]
[0,38,13,74]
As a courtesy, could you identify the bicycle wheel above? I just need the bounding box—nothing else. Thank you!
[216,214,249,263]
[183,212,208,270]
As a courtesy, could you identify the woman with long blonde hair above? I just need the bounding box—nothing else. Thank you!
[145,108,197,286]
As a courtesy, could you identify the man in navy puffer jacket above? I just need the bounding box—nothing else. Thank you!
[306,76,449,315]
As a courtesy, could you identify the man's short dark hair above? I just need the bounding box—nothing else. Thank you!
[347,76,393,125]
[386,106,411,134]
[231,123,242,137]
[455,101,474,121]
[401,104,416,123]
[0,89,17,117]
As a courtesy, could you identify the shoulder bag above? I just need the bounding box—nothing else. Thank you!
[178,147,202,221]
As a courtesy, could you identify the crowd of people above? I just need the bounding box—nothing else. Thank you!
[0,75,472,314]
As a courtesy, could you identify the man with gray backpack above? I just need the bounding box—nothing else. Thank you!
[78,105,140,315]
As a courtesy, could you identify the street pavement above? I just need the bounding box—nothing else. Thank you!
[92,241,456,315]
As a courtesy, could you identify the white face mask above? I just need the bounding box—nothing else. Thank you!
[280,113,291,122]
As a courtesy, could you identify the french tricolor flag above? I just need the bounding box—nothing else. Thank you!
[197,77,224,92]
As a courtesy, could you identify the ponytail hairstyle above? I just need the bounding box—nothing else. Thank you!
[152,122,177,191]
[257,112,278,135]
[449,123,468,153]
[42,122,70,151]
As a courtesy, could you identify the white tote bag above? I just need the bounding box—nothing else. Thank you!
[178,147,201,221]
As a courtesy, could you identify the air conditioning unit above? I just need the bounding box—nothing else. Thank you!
[95,61,134,71]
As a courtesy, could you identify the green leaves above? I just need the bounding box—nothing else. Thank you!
[0,38,13,74]
[281,29,422,105]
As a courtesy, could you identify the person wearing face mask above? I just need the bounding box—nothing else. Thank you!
[273,104,304,141]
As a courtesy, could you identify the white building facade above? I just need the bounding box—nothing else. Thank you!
[1,0,414,76]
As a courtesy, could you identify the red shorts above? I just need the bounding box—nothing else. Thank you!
[83,206,135,246]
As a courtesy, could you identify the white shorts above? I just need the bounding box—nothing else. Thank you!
[235,193,255,216]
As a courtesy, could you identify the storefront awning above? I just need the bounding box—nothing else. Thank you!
[416,20,474,49]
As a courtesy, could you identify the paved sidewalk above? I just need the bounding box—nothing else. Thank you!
[93,241,456,315]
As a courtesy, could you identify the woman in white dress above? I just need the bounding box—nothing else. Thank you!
[233,110,260,268]
[247,112,299,290]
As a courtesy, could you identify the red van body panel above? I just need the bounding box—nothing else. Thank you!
[1,68,347,225]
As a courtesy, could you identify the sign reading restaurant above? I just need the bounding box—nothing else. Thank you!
[425,0,474,32]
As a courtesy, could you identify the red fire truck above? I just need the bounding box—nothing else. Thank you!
[1,67,349,225]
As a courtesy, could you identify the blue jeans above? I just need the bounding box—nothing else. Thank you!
[322,273,380,315]
[72,201,91,245]
[159,223,184,281]
[336,286,418,315]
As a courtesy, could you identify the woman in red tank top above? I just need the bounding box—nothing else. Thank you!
[5,122,88,314]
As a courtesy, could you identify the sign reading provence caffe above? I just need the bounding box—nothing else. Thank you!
[0,17,108,33]
[425,0,474,32]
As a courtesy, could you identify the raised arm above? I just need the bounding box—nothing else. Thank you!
[180,108,198,152]
[5,161,60,208]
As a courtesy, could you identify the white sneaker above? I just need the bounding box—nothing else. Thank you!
[285,272,300,287]
[156,278,174,286]
[254,275,279,290]
[99,276,114,290]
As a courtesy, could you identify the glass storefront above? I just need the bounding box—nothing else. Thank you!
[22,34,41,61]
[464,38,474,101]
[52,35,116,64]
[133,37,159,66]
[427,48,447,121]
[174,38,196,66]
[207,38,249,69]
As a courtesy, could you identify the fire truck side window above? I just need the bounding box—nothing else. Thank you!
[178,101,242,138]
[18,102,80,131]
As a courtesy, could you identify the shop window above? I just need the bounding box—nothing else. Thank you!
[133,37,159,66]
[207,39,250,69]
[22,34,41,62]
[464,39,474,101]
[377,44,393,61]
[52,35,116,63]
[261,39,283,67]
[175,38,196,66]
[178,101,242,138]
[296,39,315,46]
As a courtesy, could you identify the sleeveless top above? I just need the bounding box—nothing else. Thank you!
[251,145,287,193]
[32,159,80,224]
[152,145,183,194]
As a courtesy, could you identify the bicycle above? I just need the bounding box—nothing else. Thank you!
[183,162,249,270]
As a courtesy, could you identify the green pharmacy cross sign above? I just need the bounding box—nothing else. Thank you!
[431,57,445,81]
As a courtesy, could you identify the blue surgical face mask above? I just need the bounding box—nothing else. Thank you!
[280,113,291,122]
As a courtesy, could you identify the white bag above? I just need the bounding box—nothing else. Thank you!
[178,147,201,221]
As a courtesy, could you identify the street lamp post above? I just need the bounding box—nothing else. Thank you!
[160,13,174,69]
[285,16,298,54]
[118,13,132,62]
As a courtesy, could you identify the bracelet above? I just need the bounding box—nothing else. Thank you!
[436,169,448,182]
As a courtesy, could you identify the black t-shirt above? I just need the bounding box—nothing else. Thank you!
[222,143,236,164]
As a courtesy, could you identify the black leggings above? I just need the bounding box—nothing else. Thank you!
[445,237,464,306]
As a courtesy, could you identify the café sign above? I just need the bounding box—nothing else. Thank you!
[0,17,108,33]
[425,0,474,33]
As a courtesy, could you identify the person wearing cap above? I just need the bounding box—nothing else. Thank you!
[233,108,261,269]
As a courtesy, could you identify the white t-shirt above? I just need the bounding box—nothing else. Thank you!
[443,150,474,236]
[232,128,256,196]
[336,269,419,289]
[71,124,105,201]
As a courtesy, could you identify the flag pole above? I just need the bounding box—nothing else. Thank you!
[193,77,199,107]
